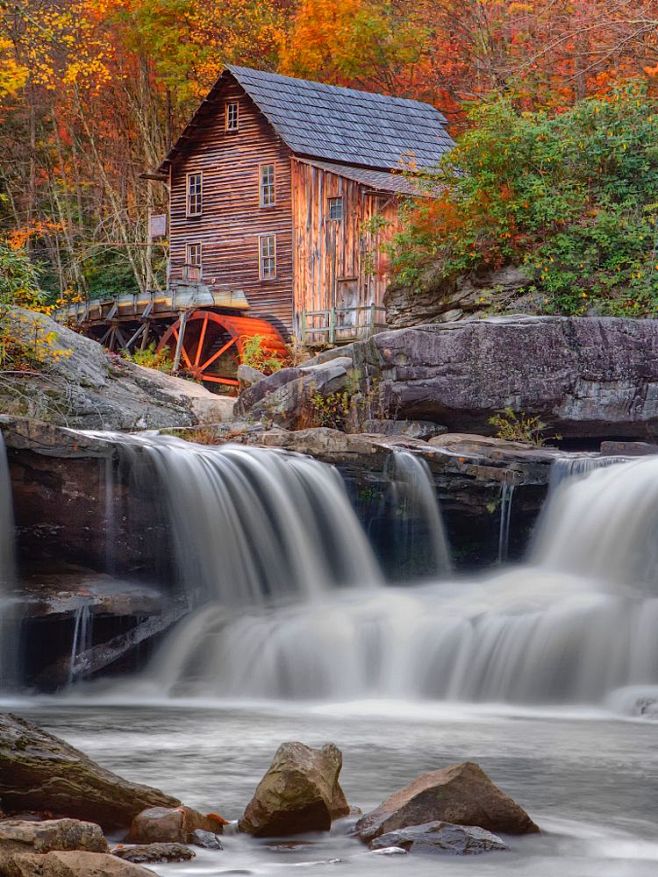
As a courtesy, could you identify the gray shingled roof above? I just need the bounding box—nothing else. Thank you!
[159,66,453,173]
[298,159,434,196]
[228,66,453,170]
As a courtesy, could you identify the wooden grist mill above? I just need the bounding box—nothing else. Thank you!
[56,284,287,390]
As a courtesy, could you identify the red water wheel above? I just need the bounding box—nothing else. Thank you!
[157,310,287,389]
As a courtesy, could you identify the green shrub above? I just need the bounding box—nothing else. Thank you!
[123,342,173,372]
[391,81,658,317]
[489,407,548,447]
[240,334,285,374]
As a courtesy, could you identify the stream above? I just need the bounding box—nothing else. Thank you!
[6,700,658,876]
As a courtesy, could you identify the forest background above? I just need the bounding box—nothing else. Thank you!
[1,0,657,314]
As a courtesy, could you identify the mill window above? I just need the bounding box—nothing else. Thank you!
[185,242,202,280]
[260,164,275,207]
[329,197,344,221]
[186,172,202,217]
[226,101,239,131]
[259,234,276,280]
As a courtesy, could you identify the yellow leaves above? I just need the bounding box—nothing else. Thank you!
[0,1,116,94]
[0,36,29,98]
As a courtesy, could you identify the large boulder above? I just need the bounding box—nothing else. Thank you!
[1,850,157,876]
[126,807,226,844]
[239,742,350,837]
[360,317,658,439]
[0,714,180,829]
[2,309,234,430]
[0,819,107,854]
[368,821,508,855]
[355,762,538,841]
[239,316,658,440]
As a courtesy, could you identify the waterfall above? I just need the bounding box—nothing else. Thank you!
[0,433,18,689]
[497,483,515,563]
[68,604,93,685]
[92,433,382,608]
[548,453,627,492]
[385,450,452,579]
[130,451,658,705]
[532,456,658,588]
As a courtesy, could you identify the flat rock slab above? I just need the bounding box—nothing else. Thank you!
[356,761,538,841]
[369,820,508,855]
[0,714,180,830]
[0,818,107,854]
[112,843,195,863]
[1,850,157,876]
[239,742,350,837]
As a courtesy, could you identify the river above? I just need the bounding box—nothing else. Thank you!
[5,699,657,876]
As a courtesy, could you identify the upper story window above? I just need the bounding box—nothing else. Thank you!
[226,101,239,131]
[259,234,276,280]
[329,197,344,221]
[186,172,202,217]
[259,164,275,207]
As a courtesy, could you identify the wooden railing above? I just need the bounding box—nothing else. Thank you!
[298,304,387,346]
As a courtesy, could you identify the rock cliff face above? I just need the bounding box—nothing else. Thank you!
[384,265,538,328]
[238,316,658,441]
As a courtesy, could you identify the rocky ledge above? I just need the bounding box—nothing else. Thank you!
[237,315,658,440]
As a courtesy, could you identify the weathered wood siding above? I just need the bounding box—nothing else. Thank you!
[169,78,294,331]
[291,160,401,337]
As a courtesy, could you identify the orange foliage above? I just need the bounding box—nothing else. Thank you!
[0,0,656,298]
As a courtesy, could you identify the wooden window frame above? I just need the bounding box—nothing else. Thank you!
[259,163,276,207]
[185,242,202,280]
[226,101,239,132]
[259,233,276,280]
[328,196,344,221]
[186,172,203,218]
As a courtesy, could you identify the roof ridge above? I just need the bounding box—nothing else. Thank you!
[226,64,445,116]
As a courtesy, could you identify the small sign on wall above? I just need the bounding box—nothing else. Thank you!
[149,214,167,240]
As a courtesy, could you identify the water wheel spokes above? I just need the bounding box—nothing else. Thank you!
[158,309,287,388]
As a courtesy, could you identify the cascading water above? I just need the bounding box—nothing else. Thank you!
[68,604,93,686]
[383,450,452,579]
[124,449,658,706]
[93,432,382,608]
[548,453,627,491]
[497,482,515,563]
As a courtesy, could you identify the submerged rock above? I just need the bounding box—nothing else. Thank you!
[0,818,108,854]
[356,762,538,841]
[239,742,350,837]
[126,807,226,844]
[2,850,157,876]
[0,714,180,829]
[368,821,508,855]
[190,829,224,849]
[112,843,195,863]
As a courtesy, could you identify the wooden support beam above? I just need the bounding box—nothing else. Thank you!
[172,311,189,372]
[140,320,151,350]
